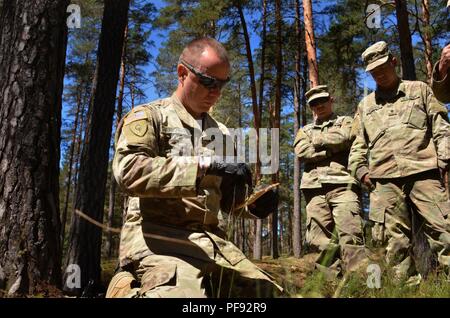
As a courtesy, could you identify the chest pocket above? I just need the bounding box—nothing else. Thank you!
[161,126,193,157]
[403,96,427,129]
[364,105,386,146]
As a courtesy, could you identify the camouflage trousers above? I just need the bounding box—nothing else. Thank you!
[303,185,367,273]
[123,234,283,298]
[369,169,450,277]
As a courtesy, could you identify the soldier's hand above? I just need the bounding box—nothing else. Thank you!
[207,162,253,187]
[249,188,278,219]
[362,173,375,191]
[438,44,450,79]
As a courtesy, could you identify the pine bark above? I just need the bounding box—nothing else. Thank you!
[302,0,319,87]
[394,0,416,80]
[421,0,433,83]
[0,0,68,295]
[253,0,269,261]
[105,24,128,259]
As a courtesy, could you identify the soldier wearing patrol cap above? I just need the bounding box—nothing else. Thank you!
[349,41,450,278]
[106,37,282,298]
[293,85,367,275]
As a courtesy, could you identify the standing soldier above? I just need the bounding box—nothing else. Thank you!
[431,43,450,103]
[349,41,450,279]
[294,85,367,276]
[106,37,281,298]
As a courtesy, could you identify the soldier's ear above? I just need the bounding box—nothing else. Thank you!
[391,56,397,67]
[177,64,188,82]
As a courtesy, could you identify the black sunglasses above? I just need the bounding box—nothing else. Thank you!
[180,59,230,90]
[309,97,330,108]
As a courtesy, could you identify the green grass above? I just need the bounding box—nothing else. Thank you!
[100,255,450,298]
[299,268,450,298]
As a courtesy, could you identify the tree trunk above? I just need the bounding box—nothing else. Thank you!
[0,0,68,295]
[302,0,319,87]
[292,0,303,258]
[254,219,262,260]
[236,0,265,260]
[236,0,262,180]
[61,87,83,246]
[394,0,416,80]
[421,0,433,83]
[63,0,130,296]
[105,24,128,259]
[270,0,283,260]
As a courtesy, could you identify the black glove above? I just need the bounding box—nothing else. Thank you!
[219,175,248,213]
[249,188,278,219]
[207,162,253,188]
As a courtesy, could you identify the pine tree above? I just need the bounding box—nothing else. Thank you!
[0,0,68,295]
[63,0,131,296]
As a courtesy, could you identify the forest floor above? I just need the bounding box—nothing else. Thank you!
[102,253,450,298]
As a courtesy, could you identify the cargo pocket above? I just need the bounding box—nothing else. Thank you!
[369,205,385,223]
[405,98,426,129]
[436,200,450,219]
[161,126,193,157]
[205,231,246,267]
[369,191,386,244]
[139,263,177,295]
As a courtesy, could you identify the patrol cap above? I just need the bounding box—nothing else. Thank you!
[362,41,391,72]
[305,85,330,106]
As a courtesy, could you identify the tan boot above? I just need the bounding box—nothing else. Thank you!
[105,271,136,298]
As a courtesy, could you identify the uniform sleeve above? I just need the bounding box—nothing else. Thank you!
[348,105,370,181]
[311,116,354,153]
[431,61,450,104]
[112,106,199,198]
[424,83,450,169]
[293,128,329,163]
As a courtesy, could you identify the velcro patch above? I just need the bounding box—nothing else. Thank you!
[129,119,148,137]
[124,108,149,125]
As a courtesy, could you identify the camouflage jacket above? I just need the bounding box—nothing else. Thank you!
[294,113,358,189]
[431,61,450,104]
[349,80,450,181]
[113,94,252,267]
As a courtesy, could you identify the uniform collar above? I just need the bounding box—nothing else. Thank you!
[170,93,217,131]
[375,79,406,102]
[170,93,204,130]
[314,112,337,126]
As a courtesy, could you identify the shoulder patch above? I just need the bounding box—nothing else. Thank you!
[129,120,148,137]
[124,108,149,126]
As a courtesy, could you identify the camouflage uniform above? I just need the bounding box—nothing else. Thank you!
[431,61,450,104]
[349,41,450,277]
[112,93,281,297]
[294,85,366,273]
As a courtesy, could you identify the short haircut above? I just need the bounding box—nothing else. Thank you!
[179,37,230,66]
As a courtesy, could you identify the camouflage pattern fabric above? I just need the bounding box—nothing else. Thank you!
[349,80,450,181]
[294,113,366,272]
[112,93,282,297]
[303,185,367,272]
[349,80,450,275]
[369,170,450,277]
[294,114,359,189]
